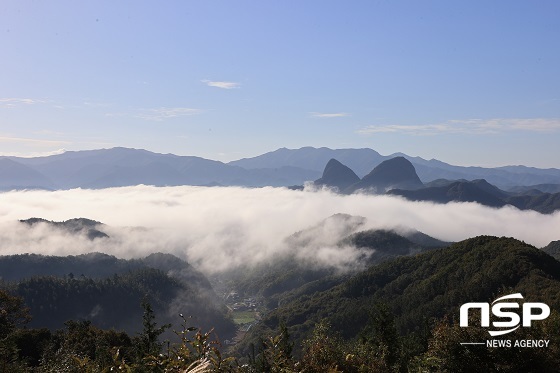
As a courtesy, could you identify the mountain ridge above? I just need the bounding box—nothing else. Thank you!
[2,146,560,190]
[309,156,560,213]
[230,147,560,188]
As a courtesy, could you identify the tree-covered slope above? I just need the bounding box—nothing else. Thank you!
[506,192,560,214]
[5,268,177,332]
[0,253,236,339]
[249,236,560,353]
[0,251,213,292]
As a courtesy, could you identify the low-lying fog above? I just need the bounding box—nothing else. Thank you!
[0,185,558,273]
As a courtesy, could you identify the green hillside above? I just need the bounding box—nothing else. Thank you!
[2,236,560,371]
[241,236,560,362]
[0,253,236,340]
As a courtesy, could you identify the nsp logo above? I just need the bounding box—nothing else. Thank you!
[460,293,550,336]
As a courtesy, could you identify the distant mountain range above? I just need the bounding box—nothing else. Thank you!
[230,146,560,189]
[1,146,560,191]
[0,147,320,190]
[314,157,560,213]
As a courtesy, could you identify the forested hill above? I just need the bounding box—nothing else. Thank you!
[12,218,214,289]
[20,217,109,240]
[0,251,213,291]
[0,253,236,339]
[245,236,560,354]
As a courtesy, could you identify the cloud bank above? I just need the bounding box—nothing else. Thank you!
[0,186,558,273]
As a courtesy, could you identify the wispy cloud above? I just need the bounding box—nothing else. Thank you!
[0,135,69,147]
[0,98,48,108]
[136,107,202,121]
[357,118,560,135]
[538,98,560,106]
[201,80,241,89]
[0,149,67,158]
[357,124,454,135]
[310,112,350,118]
[107,107,202,122]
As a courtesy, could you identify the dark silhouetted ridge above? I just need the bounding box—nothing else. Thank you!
[389,180,507,207]
[314,158,360,190]
[346,156,424,193]
[20,217,109,240]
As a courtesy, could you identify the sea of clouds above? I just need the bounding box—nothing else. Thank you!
[0,185,558,273]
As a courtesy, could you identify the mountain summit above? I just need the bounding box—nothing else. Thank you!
[347,156,424,193]
[314,158,360,190]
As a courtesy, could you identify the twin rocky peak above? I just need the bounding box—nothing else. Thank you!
[314,156,424,194]
[313,157,560,214]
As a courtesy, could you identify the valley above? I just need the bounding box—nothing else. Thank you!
[2,221,559,371]
[4,2,559,370]
[1,151,559,371]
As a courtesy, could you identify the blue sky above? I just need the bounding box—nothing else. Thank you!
[1,1,559,167]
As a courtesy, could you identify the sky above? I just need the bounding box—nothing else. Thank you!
[1,1,560,168]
